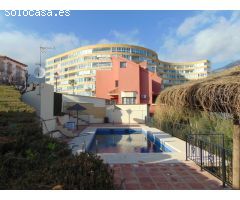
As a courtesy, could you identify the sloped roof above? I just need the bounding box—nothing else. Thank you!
[0,55,27,67]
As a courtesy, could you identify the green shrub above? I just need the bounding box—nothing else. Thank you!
[41,153,115,190]
[0,86,115,189]
[153,105,233,149]
[0,152,115,190]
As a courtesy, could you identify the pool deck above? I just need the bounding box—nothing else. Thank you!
[112,162,228,190]
[68,124,186,164]
[67,124,231,190]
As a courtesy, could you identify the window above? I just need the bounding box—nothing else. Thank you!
[120,62,126,68]
[92,62,112,67]
[54,58,60,63]
[61,55,68,61]
[115,80,119,87]
[122,97,136,105]
[112,47,130,53]
[92,47,111,53]
[84,77,92,82]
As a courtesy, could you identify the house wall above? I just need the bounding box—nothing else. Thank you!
[113,57,140,104]
[62,94,107,123]
[106,104,148,124]
[22,83,56,134]
[96,57,141,104]
[40,84,56,132]
[0,56,27,86]
[151,73,162,95]
[140,67,150,104]
[96,70,115,100]
[96,56,162,109]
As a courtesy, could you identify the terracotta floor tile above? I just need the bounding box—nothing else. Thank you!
[112,163,227,190]
[151,175,167,181]
[156,182,173,190]
[135,172,150,177]
[140,183,157,190]
[138,177,154,183]
[172,183,192,190]
[125,183,141,190]
[189,182,206,189]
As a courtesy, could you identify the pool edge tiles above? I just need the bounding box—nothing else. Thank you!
[68,126,186,163]
[68,127,98,154]
[92,128,175,153]
[141,129,175,153]
[69,127,176,154]
[90,127,175,154]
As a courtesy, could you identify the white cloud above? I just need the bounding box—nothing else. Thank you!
[0,30,89,73]
[0,15,3,25]
[97,38,112,44]
[97,29,140,45]
[110,29,140,45]
[0,15,15,30]
[230,11,240,22]
[0,24,140,74]
[177,12,215,37]
[159,11,240,66]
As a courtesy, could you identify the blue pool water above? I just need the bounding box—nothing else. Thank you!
[89,128,172,153]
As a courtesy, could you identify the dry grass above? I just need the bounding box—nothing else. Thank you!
[158,66,240,118]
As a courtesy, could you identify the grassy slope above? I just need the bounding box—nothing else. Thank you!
[0,86,114,189]
[0,85,37,136]
[0,85,35,112]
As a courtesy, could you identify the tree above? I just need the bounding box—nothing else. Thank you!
[68,79,77,94]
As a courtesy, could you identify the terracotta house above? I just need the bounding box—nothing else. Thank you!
[96,56,162,114]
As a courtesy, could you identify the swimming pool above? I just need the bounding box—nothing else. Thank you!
[89,128,173,153]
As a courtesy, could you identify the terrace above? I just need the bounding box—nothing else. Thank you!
[66,124,228,189]
[1,63,237,190]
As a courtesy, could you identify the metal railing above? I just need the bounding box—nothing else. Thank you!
[145,118,233,187]
[146,118,233,149]
[186,134,232,187]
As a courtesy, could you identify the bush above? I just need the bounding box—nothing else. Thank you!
[42,153,115,190]
[0,153,115,190]
[0,86,115,189]
[153,105,233,149]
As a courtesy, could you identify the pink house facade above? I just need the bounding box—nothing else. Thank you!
[96,56,162,114]
[0,55,27,86]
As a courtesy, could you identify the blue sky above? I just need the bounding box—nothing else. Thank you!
[0,10,240,73]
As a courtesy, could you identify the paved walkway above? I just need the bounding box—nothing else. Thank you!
[112,162,229,190]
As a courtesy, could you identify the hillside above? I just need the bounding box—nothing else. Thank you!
[0,85,114,189]
[0,85,36,136]
[213,60,240,72]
